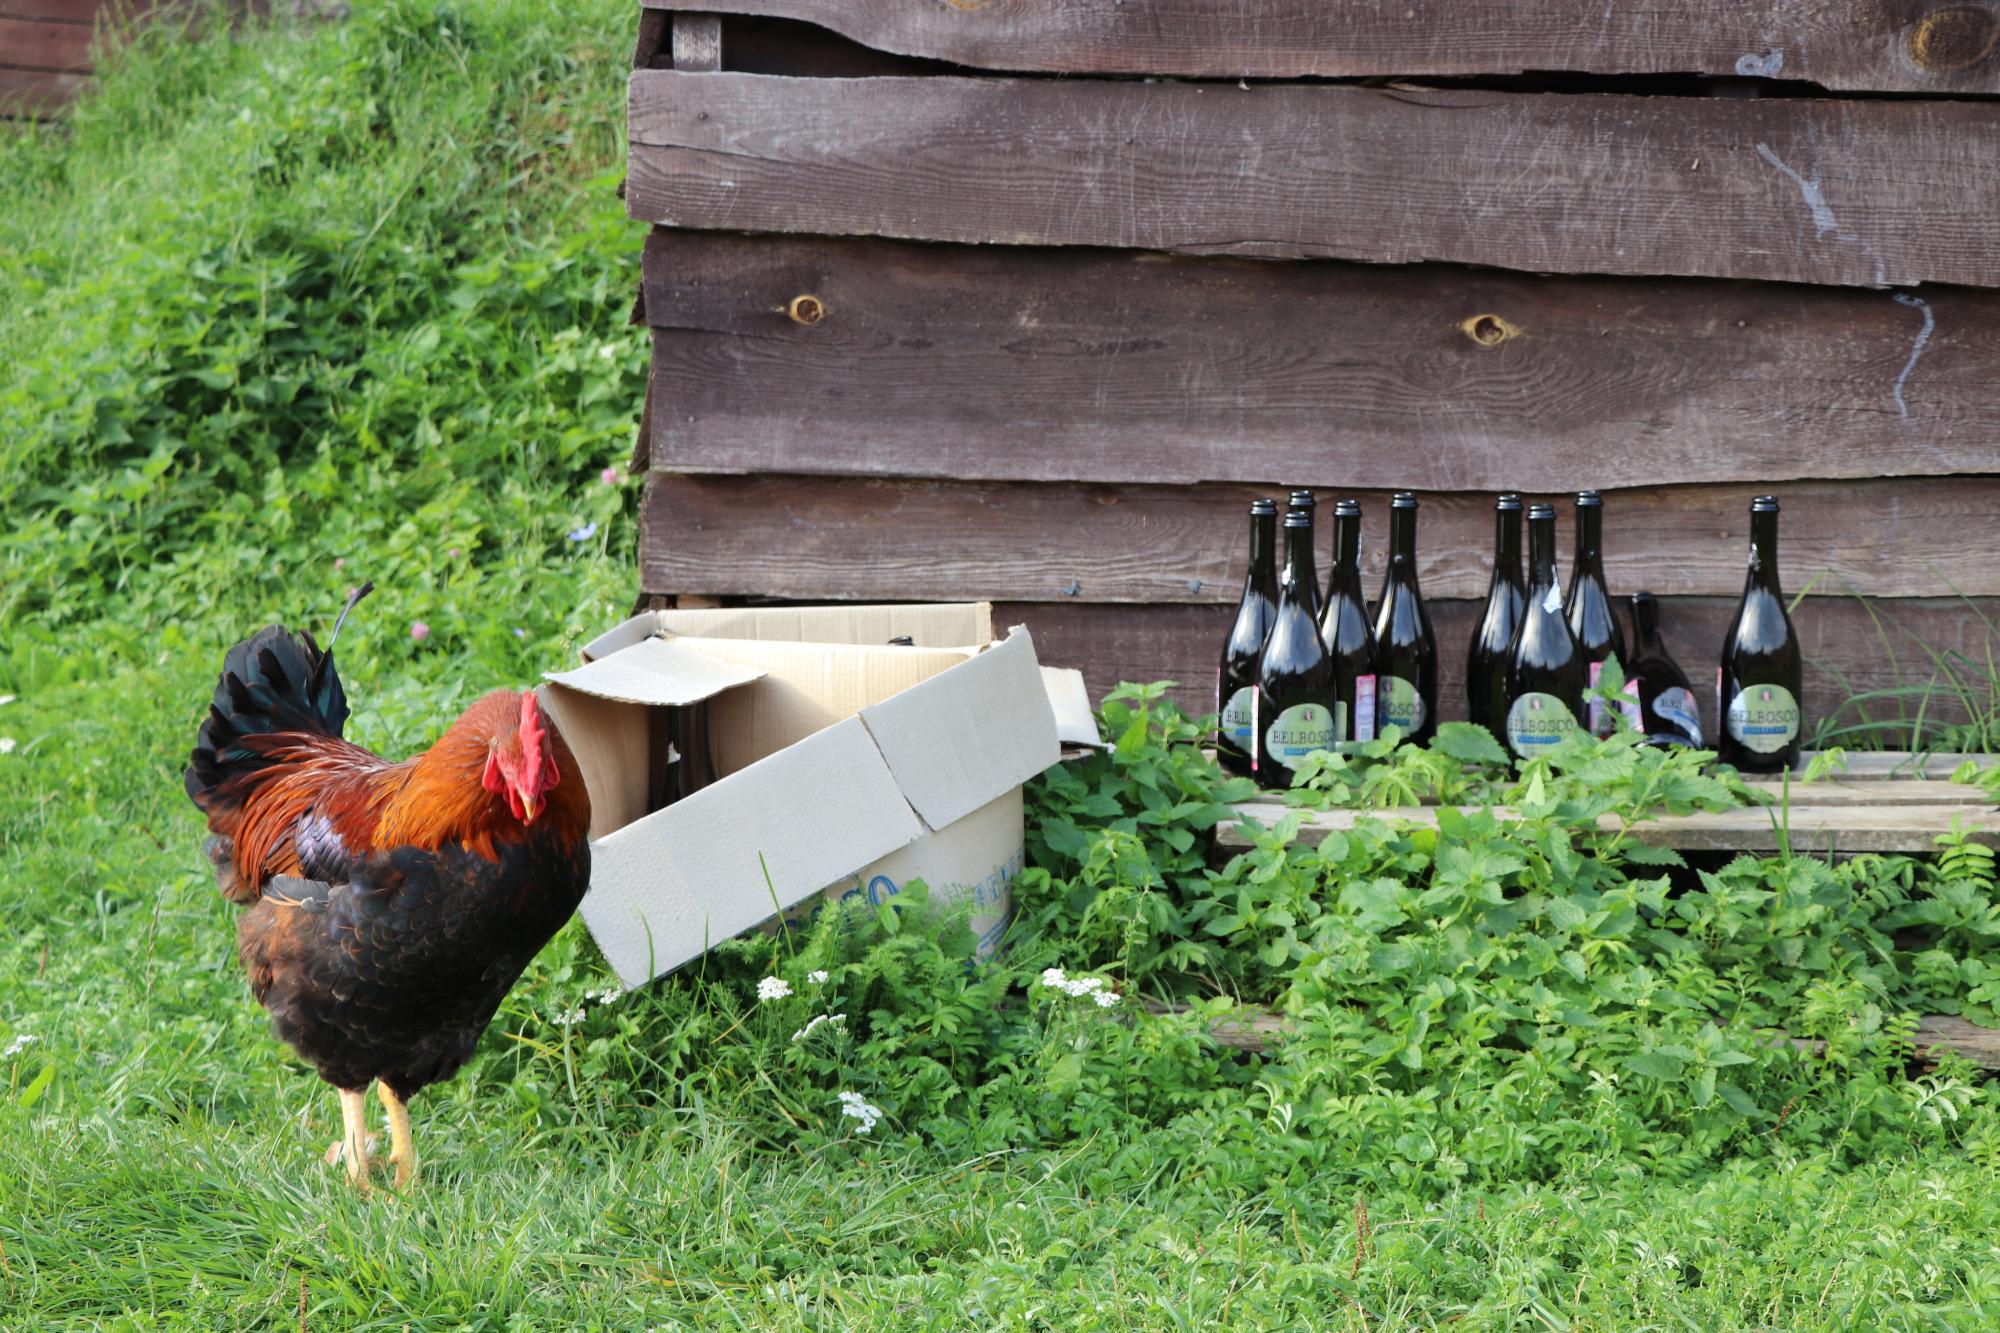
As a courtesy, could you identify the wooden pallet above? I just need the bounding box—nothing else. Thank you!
[1217,753,2000,856]
[1148,1003,2000,1071]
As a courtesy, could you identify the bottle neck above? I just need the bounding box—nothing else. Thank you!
[1527,518,1558,594]
[1747,510,1781,593]
[1282,523,1317,602]
[1246,513,1276,596]
[1493,508,1521,587]
[1574,505,1604,576]
[1388,506,1416,567]
[1334,513,1361,578]
[1631,596,1662,649]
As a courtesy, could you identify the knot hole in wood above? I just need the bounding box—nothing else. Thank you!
[787,294,827,326]
[1460,313,1520,347]
[1909,6,1999,71]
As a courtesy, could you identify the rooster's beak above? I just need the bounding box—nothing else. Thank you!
[520,795,540,824]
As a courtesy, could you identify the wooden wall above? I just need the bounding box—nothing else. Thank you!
[0,0,110,114]
[626,2,2000,742]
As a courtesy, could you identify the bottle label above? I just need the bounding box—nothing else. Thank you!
[1263,703,1337,772]
[1378,676,1425,736]
[1353,675,1377,741]
[1507,692,1577,758]
[1726,684,1800,754]
[1220,685,1256,752]
[1652,685,1703,744]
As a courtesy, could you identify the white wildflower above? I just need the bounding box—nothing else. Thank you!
[1040,965,1118,1007]
[0,694,15,706]
[0,738,15,756]
[4,1034,38,1058]
[553,1006,585,1027]
[591,985,626,1004]
[757,976,793,1002]
[836,1090,884,1133]
[807,969,829,985]
[790,1012,847,1042]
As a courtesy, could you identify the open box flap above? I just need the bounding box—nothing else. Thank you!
[1039,665,1104,748]
[859,629,1061,831]
[544,635,766,706]
[580,715,926,986]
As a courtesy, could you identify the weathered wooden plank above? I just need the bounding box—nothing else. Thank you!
[670,11,720,70]
[642,473,2000,604]
[0,0,102,20]
[638,0,2000,95]
[1758,752,2000,780]
[627,72,2000,289]
[1238,778,1994,809]
[1218,801,2000,854]
[642,232,2000,488]
[953,601,2000,743]
[0,15,96,68]
[0,62,82,112]
[1151,999,2000,1068]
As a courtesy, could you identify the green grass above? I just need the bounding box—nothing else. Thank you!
[6,5,2000,1329]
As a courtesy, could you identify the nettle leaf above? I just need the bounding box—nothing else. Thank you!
[1625,1050,1687,1081]
[1340,878,1409,932]
[1432,722,1508,767]
[1547,896,1589,932]
[1620,843,1687,868]
[1715,1081,1763,1117]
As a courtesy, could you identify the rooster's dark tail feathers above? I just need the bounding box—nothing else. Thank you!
[185,586,370,813]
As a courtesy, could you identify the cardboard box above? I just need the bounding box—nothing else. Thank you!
[541,603,1098,987]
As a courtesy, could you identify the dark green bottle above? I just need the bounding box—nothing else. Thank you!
[1255,509,1336,787]
[1718,495,1803,772]
[1504,503,1585,762]
[1565,490,1635,737]
[1216,498,1280,776]
[1286,489,1322,624]
[1466,492,1524,744]
[1627,592,1703,749]
[1317,499,1377,745]
[1370,491,1438,744]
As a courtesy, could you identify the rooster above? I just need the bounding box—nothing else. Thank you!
[184,585,591,1191]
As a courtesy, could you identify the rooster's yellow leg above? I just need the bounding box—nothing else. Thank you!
[337,1086,373,1191]
[376,1082,418,1191]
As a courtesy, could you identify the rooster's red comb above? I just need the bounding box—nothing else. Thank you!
[518,691,558,794]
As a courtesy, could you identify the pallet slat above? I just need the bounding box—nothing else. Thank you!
[1218,801,2000,855]
[642,231,2000,488]
[1237,779,1995,809]
[1148,1000,2000,1069]
[639,0,2000,96]
[642,473,2000,604]
[628,72,2000,288]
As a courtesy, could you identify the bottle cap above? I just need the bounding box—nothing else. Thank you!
[1288,489,1317,508]
[1333,499,1362,516]
[1390,491,1418,509]
[1527,502,1556,519]
[1282,511,1313,528]
[1576,490,1604,507]
[1631,590,1657,607]
[1496,492,1523,510]
[1750,495,1780,512]
[1250,498,1279,515]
